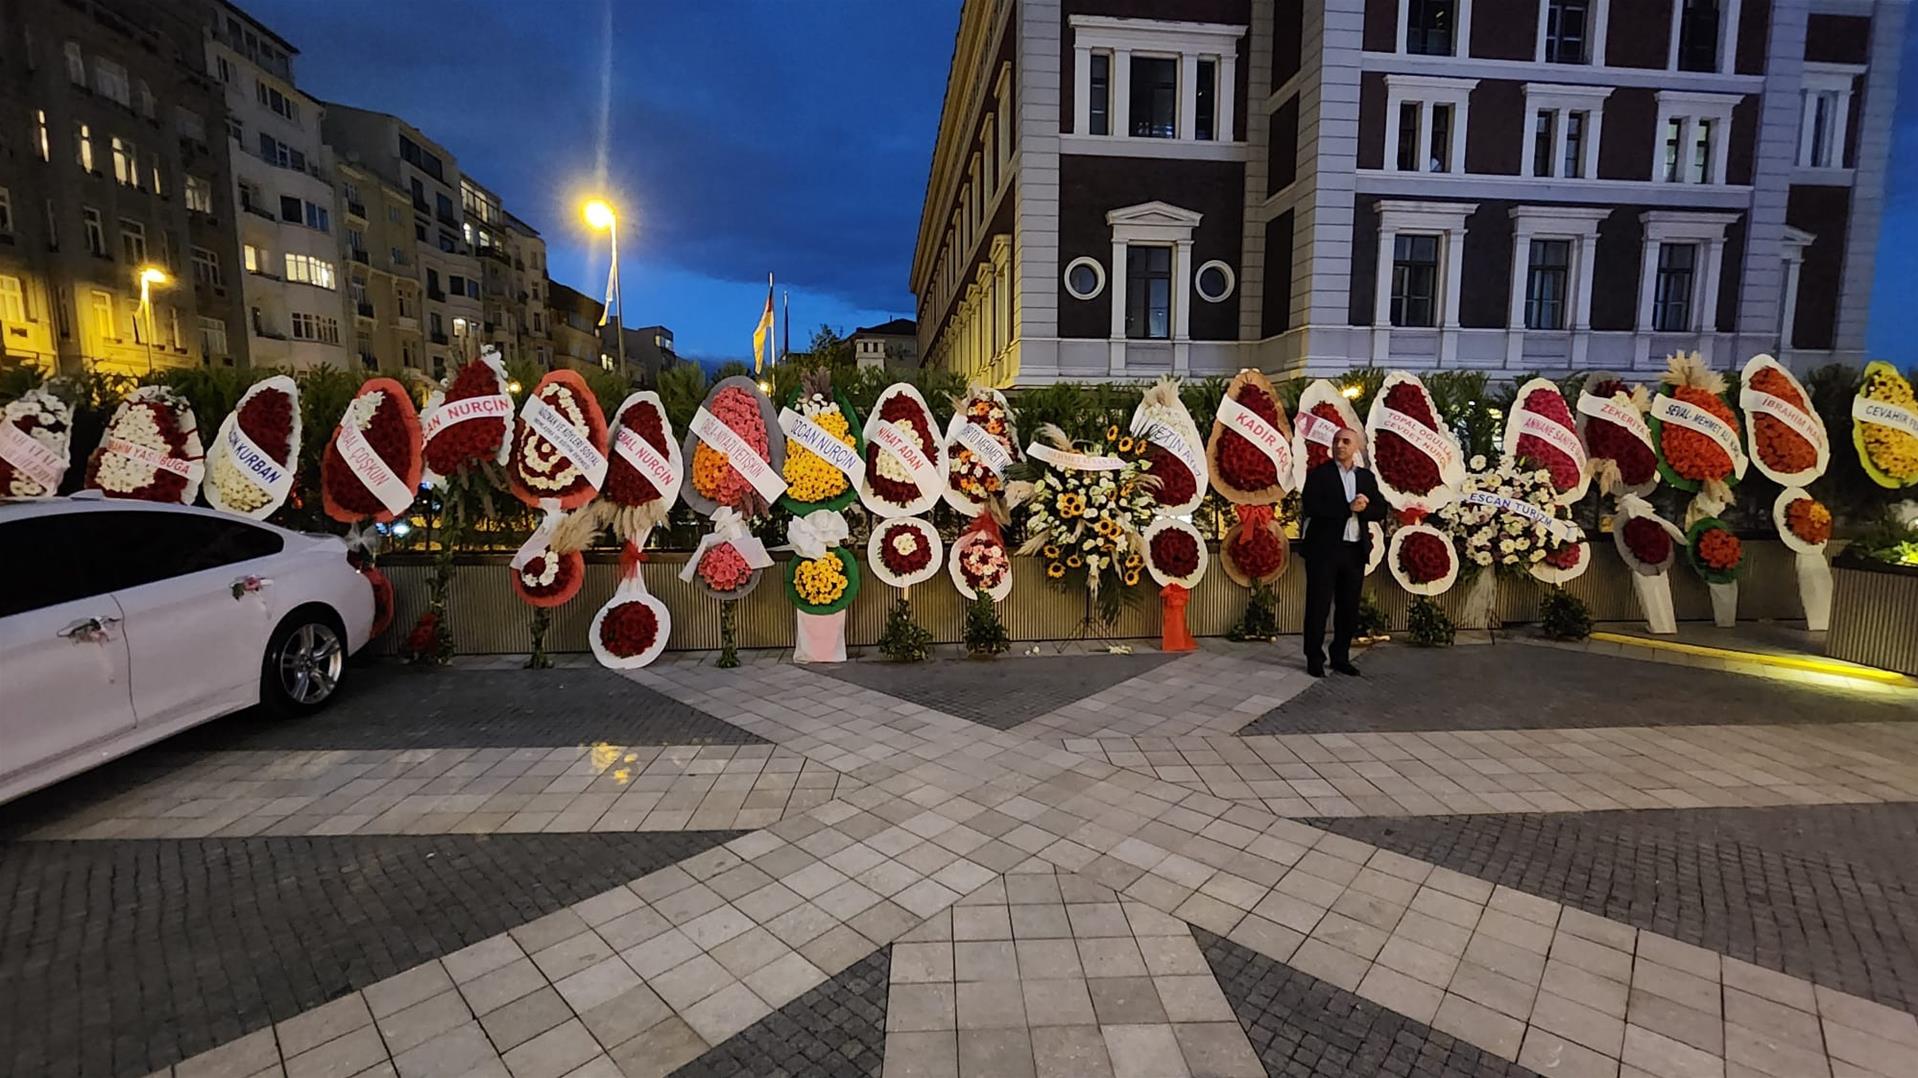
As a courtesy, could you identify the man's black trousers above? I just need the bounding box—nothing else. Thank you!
[1303,540,1365,667]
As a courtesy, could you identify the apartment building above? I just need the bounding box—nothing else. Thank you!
[462,183,549,369]
[851,317,921,370]
[201,1,347,370]
[911,0,1903,384]
[0,0,246,374]
[600,323,682,387]
[321,105,485,380]
[503,212,555,369]
[546,280,608,375]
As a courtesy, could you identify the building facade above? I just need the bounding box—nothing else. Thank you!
[0,0,246,375]
[601,323,682,387]
[202,0,348,370]
[546,280,609,375]
[851,317,921,369]
[911,0,1903,384]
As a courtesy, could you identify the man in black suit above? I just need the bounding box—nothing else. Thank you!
[1299,428,1388,677]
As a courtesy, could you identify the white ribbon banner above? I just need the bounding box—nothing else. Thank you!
[104,435,204,482]
[1577,393,1655,451]
[779,408,866,485]
[522,395,609,493]
[1142,421,1205,482]
[871,419,943,493]
[225,422,293,500]
[1296,410,1341,448]
[1514,410,1588,470]
[1852,396,1918,438]
[954,421,1013,478]
[421,392,512,443]
[335,421,412,516]
[1461,489,1579,543]
[1026,443,1125,471]
[0,424,67,490]
[1377,407,1456,472]
[691,407,788,503]
[1217,395,1294,480]
[613,425,679,493]
[1740,388,1828,452]
[1651,393,1748,479]
[510,509,563,571]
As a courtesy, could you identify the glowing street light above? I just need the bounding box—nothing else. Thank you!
[136,265,170,375]
[581,198,626,376]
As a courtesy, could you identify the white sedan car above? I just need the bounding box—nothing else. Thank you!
[0,494,377,804]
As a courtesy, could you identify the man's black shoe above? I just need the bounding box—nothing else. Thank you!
[1332,661,1361,676]
[1307,662,1326,677]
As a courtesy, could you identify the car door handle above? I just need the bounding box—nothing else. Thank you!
[58,615,121,640]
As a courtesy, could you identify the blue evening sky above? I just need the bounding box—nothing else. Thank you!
[245,1,1915,367]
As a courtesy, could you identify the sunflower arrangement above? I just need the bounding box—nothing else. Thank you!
[1014,423,1158,620]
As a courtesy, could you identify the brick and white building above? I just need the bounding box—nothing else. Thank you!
[909,0,1903,384]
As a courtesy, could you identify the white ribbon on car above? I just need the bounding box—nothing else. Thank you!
[1650,393,1748,479]
[521,393,609,493]
[1216,395,1294,480]
[691,406,788,502]
[1852,395,1918,437]
[0,424,68,490]
[335,419,412,516]
[1459,490,1581,543]
[678,506,774,583]
[779,407,866,485]
[225,421,294,501]
[783,509,849,560]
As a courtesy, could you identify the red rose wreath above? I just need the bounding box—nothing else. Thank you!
[320,378,420,524]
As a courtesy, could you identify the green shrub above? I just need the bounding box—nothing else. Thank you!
[877,597,935,662]
[1406,596,1455,647]
[1355,592,1390,639]
[1227,584,1281,642]
[963,592,1009,658]
[1539,586,1593,640]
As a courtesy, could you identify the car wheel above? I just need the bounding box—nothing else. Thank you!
[263,610,346,715]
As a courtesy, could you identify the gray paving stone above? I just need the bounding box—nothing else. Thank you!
[813,654,1176,731]
[670,946,889,1077]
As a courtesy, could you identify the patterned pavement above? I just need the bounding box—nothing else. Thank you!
[4,634,1918,1078]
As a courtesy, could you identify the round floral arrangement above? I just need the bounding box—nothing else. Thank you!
[1291,380,1363,490]
[1388,523,1459,596]
[205,375,300,519]
[1773,487,1832,554]
[513,547,584,607]
[779,370,861,514]
[868,516,943,588]
[862,383,944,517]
[1128,377,1206,515]
[421,350,513,482]
[1017,425,1158,605]
[1143,516,1208,589]
[0,387,74,497]
[1612,495,1685,578]
[1687,517,1743,583]
[601,391,682,541]
[321,378,421,524]
[684,377,783,516]
[788,549,859,614]
[86,385,204,504]
[1437,454,1580,575]
[510,370,608,510]
[944,386,1021,514]
[1622,517,1673,566]
[697,544,754,592]
[1530,537,1592,585]
[1503,378,1588,504]
[1851,361,1918,488]
[1206,368,1291,503]
[1220,505,1287,586]
[588,541,672,669]
[1368,372,1462,512]
[598,602,660,658]
[1577,375,1659,494]
[950,519,1012,601]
[1740,355,1826,487]
[1650,353,1743,499]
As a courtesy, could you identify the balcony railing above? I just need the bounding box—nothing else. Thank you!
[479,245,509,263]
[351,249,370,264]
[346,201,367,220]
[427,288,447,302]
[356,301,375,318]
[429,330,448,345]
[242,203,275,221]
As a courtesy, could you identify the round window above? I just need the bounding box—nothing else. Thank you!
[1063,257,1106,300]
[1195,261,1235,303]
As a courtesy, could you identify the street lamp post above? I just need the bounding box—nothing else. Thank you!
[582,198,625,377]
[136,266,170,376]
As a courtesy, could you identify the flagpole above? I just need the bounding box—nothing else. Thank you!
[768,271,775,373]
[782,290,790,363]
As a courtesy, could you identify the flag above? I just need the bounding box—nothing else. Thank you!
[752,274,774,374]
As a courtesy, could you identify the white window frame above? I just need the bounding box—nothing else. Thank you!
[1105,201,1203,344]
[1370,199,1476,362]
[0,275,28,323]
[199,315,229,358]
[1654,90,1737,185]
[1063,256,1108,300]
[119,218,145,265]
[1194,260,1236,303]
[1382,75,1476,175]
[1505,205,1607,364]
[1636,210,1737,336]
[1796,62,1863,172]
[1522,84,1610,179]
[1398,0,1474,57]
[1667,0,1742,75]
[185,175,213,214]
[1776,225,1814,353]
[1536,0,1610,65]
[1069,16,1242,144]
[93,58,130,107]
[82,207,105,256]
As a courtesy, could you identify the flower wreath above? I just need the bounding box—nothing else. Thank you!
[684,376,786,517]
[1740,353,1829,488]
[1220,503,1288,587]
[589,540,671,669]
[0,387,75,498]
[1686,516,1744,585]
[1367,371,1464,514]
[1291,379,1364,492]
[601,391,684,541]
[1143,516,1208,590]
[321,377,421,525]
[1016,424,1157,597]
[1387,522,1459,596]
[783,510,860,615]
[860,382,945,518]
[1128,376,1207,516]
[868,516,943,589]
[510,508,599,608]
[681,507,773,600]
[1612,493,1685,577]
[778,369,863,516]
[1206,367,1294,504]
[1437,453,1582,578]
[421,347,514,485]
[1649,352,1747,524]
[943,384,1022,515]
[1773,487,1832,556]
[509,369,610,511]
[949,512,1013,602]
[205,375,301,520]
[1852,360,1918,489]
[1502,377,1589,505]
[1576,372,1660,497]
[86,385,205,504]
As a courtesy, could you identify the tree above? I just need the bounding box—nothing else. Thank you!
[805,325,853,369]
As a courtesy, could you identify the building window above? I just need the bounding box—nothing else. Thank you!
[1652,243,1696,332]
[1125,245,1172,339]
[1390,235,1439,327]
[1384,76,1473,175]
[1063,256,1106,300]
[284,253,336,289]
[1675,0,1720,73]
[111,137,138,188]
[75,123,93,172]
[0,276,27,322]
[136,80,154,119]
[243,244,263,273]
[1397,103,1452,172]
[186,176,214,214]
[1797,65,1862,170]
[93,59,130,107]
[1655,93,1735,184]
[255,80,298,122]
[119,219,145,265]
[90,290,114,341]
[1195,260,1236,302]
[1129,57,1178,139]
[257,132,306,172]
[35,109,49,161]
[0,187,11,235]
[1543,0,1590,63]
[1406,0,1457,56]
[64,42,86,85]
[176,107,206,143]
[1524,239,1571,329]
[1086,52,1112,135]
[1663,117,1715,182]
[192,247,221,286]
[199,315,229,358]
[82,207,106,256]
[291,312,340,344]
[1196,59,1218,140]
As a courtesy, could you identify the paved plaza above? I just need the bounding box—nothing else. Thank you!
[4,634,1917,1078]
